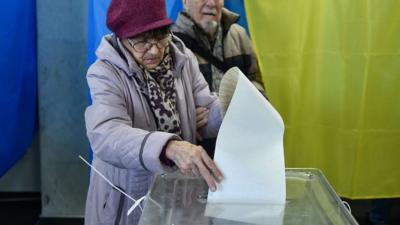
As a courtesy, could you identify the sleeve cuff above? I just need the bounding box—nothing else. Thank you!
[140,131,181,172]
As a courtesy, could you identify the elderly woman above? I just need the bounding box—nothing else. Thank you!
[84,0,223,224]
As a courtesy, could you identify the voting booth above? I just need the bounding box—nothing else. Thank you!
[139,169,358,225]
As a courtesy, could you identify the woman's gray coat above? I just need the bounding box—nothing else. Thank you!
[84,34,222,225]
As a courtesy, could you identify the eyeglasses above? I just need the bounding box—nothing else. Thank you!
[127,34,172,53]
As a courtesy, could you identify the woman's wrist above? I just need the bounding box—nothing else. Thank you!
[160,139,177,166]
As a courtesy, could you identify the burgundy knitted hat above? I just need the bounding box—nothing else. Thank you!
[106,0,173,39]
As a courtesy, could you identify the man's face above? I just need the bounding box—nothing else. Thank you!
[184,0,224,35]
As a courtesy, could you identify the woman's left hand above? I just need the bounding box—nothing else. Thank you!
[196,107,209,141]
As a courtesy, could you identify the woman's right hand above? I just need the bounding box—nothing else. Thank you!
[165,140,223,191]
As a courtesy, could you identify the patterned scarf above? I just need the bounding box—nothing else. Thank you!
[139,48,182,137]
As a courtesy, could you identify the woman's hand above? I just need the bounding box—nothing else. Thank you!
[196,107,209,141]
[165,140,223,191]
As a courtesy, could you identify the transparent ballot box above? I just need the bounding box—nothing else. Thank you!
[138,169,358,225]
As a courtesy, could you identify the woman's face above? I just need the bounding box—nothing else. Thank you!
[124,34,171,70]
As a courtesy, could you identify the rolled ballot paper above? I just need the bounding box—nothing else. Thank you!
[205,67,286,224]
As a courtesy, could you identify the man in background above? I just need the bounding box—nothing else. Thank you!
[172,0,265,156]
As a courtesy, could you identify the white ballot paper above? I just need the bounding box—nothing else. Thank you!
[205,67,286,224]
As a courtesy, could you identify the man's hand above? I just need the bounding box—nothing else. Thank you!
[196,107,209,141]
[165,140,223,191]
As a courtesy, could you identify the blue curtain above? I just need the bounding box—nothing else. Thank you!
[0,0,37,176]
[88,0,111,65]
[165,0,183,22]
[224,0,248,32]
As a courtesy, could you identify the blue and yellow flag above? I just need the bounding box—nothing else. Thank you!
[245,0,400,199]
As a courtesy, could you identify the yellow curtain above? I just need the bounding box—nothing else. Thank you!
[245,0,400,199]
